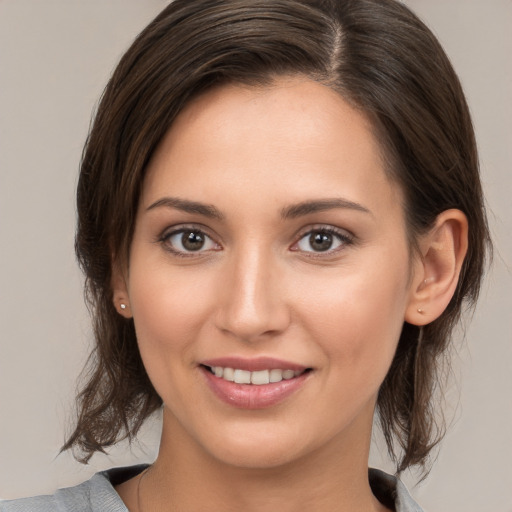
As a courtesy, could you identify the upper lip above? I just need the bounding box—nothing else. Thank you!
[200,356,309,372]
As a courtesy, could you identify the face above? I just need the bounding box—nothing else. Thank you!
[117,77,419,469]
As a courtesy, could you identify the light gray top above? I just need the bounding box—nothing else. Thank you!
[1,466,423,512]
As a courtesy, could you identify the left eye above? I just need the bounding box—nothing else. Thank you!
[295,229,349,253]
[164,229,218,253]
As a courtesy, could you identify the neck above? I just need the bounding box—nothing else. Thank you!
[136,408,387,512]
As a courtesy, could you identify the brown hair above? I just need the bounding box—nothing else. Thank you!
[64,0,491,475]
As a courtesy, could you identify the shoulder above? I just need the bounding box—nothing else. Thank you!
[0,473,113,512]
[369,468,424,512]
[0,465,147,512]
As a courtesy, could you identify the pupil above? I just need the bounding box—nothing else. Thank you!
[182,231,204,251]
[310,232,332,251]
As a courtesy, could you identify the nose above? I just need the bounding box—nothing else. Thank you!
[214,247,291,342]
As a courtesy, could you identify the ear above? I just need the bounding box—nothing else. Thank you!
[405,209,468,326]
[111,259,132,319]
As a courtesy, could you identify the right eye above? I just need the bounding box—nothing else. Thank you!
[161,228,220,255]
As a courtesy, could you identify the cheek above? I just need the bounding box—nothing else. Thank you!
[126,259,217,386]
[296,254,410,382]
[126,271,209,414]
[133,278,201,339]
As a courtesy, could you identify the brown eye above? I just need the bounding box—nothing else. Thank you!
[294,228,351,254]
[164,229,219,254]
[182,231,206,251]
[309,232,334,252]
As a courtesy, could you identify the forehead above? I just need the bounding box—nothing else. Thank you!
[142,77,403,220]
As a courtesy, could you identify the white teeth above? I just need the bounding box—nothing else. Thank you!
[251,370,270,385]
[209,366,305,385]
[234,369,251,384]
[269,369,283,383]
[223,367,235,381]
[282,369,295,380]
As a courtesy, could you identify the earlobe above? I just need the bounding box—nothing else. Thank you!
[111,260,132,318]
[405,209,468,326]
[115,300,132,318]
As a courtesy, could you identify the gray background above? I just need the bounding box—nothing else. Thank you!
[0,1,511,510]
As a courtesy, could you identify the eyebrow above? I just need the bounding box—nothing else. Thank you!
[281,198,372,219]
[146,197,224,220]
[146,196,371,221]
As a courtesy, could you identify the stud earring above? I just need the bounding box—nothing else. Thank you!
[120,303,127,310]
[417,307,424,314]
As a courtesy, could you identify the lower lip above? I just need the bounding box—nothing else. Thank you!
[200,367,310,410]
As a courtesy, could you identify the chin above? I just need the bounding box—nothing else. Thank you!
[193,419,328,471]
[211,439,306,470]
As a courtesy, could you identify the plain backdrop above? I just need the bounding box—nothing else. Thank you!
[0,1,511,511]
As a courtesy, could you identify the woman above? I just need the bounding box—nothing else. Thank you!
[1,0,491,510]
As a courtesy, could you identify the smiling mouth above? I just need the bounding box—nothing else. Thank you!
[202,365,312,385]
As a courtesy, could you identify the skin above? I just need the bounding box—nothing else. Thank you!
[114,77,468,511]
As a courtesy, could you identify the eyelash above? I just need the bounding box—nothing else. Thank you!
[157,225,220,258]
[291,226,354,257]
[157,224,354,258]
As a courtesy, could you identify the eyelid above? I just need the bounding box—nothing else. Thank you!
[290,225,355,254]
[157,223,222,256]
[156,223,354,257]
[159,222,214,239]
